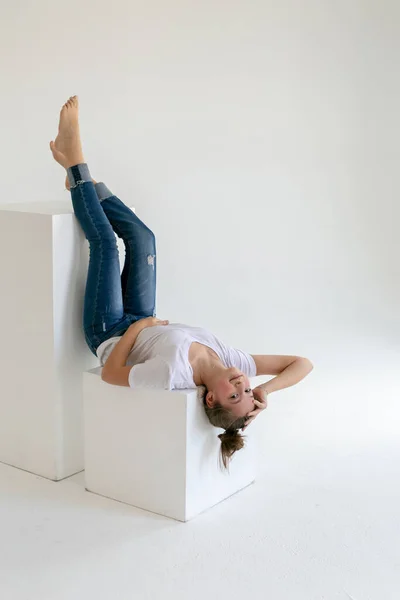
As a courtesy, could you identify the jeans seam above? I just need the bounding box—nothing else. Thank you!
[78,182,105,347]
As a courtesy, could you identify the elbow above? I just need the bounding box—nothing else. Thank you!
[290,356,313,374]
[299,357,314,374]
[101,367,109,383]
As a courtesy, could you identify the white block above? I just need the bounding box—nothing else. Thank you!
[84,368,257,521]
[0,201,129,480]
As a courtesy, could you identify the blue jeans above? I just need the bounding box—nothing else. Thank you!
[68,169,156,355]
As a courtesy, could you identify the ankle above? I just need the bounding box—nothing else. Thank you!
[66,163,91,188]
[64,155,85,169]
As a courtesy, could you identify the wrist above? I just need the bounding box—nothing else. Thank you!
[129,320,144,333]
[257,383,271,395]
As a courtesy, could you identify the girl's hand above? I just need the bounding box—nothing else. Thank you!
[242,386,268,431]
[134,317,169,331]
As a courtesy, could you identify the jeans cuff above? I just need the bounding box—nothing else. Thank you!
[67,163,91,188]
[94,182,114,202]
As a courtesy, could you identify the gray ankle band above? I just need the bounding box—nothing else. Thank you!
[67,163,91,188]
[94,182,114,202]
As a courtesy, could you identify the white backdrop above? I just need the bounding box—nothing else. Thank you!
[1,0,399,452]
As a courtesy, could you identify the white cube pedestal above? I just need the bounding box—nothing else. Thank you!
[84,368,257,521]
[0,201,101,480]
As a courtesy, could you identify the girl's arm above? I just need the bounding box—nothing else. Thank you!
[242,355,313,430]
[251,355,313,394]
[101,317,168,386]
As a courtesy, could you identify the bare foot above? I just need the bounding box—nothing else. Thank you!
[50,96,85,169]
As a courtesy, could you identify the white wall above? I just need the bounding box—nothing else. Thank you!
[1,1,399,453]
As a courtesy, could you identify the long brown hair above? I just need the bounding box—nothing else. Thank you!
[201,388,247,469]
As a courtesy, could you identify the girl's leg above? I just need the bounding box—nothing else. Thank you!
[68,168,135,353]
[94,182,156,320]
[50,96,134,355]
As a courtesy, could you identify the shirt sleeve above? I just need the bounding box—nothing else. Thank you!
[225,347,257,378]
[128,356,172,389]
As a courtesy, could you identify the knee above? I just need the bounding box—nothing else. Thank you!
[144,226,156,248]
[128,223,156,249]
[88,232,118,251]
[87,222,116,245]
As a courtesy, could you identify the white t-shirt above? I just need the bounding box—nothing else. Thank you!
[96,323,256,390]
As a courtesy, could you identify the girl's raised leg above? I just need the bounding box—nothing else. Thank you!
[93,183,156,321]
[65,176,157,321]
[50,96,134,354]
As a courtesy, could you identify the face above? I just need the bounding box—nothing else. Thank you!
[207,368,255,418]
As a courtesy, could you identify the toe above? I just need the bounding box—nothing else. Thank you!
[49,141,58,158]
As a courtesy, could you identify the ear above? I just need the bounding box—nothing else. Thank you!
[205,390,216,408]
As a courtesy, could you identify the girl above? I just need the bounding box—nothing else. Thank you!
[50,96,313,468]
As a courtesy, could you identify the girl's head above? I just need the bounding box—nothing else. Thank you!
[202,369,256,468]
[205,369,255,419]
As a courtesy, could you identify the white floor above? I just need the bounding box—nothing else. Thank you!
[1,354,399,600]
